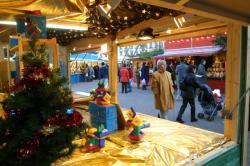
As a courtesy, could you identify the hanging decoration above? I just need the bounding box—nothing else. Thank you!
[47,0,183,46]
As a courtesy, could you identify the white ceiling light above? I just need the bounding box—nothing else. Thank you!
[0,20,88,31]
[173,17,180,28]
[46,24,88,30]
[0,20,17,25]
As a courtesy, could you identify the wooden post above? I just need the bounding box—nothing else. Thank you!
[224,24,242,141]
[242,27,250,166]
[18,37,24,78]
[108,40,118,103]
[66,48,71,89]
[6,45,11,87]
[52,38,59,68]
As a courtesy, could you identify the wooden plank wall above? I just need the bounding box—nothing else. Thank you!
[224,24,242,141]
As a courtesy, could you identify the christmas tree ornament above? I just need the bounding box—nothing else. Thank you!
[66,108,73,115]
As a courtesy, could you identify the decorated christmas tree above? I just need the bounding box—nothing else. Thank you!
[0,40,86,166]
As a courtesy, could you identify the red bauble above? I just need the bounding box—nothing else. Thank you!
[17,137,40,160]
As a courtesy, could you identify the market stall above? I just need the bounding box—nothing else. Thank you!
[154,34,226,93]
[70,52,99,84]
[0,0,249,165]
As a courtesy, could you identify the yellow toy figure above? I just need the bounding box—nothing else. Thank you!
[126,107,150,141]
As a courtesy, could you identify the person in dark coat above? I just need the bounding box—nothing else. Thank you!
[166,61,176,89]
[175,58,188,99]
[93,64,99,80]
[176,65,207,123]
[141,62,149,90]
[197,59,207,84]
[99,62,109,87]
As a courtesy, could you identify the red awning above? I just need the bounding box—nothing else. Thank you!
[154,46,222,59]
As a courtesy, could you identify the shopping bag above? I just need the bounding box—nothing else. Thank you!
[142,79,146,86]
[129,79,133,87]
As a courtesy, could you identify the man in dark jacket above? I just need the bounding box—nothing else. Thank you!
[141,62,149,90]
[99,62,109,87]
[175,58,188,99]
[197,59,207,84]
[176,65,207,123]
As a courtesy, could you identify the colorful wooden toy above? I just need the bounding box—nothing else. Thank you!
[81,125,109,152]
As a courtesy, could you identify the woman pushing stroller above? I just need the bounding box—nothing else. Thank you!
[176,65,208,123]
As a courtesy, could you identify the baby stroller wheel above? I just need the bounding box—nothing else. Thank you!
[198,113,204,119]
[207,116,214,121]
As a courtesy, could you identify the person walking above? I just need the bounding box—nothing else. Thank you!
[93,64,99,80]
[128,64,133,92]
[88,65,95,81]
[119,63,130,93]
[166,61,176,89]
[151,60,174,119]
[135,63,141,89]
[175,58,188,100]
[197,59,207,84]
[99,62,109,87]
[141,62,149,90]
[176,65,207,123]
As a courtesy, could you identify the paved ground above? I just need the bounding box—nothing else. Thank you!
[72,80,250,165]
[72,80,224,134]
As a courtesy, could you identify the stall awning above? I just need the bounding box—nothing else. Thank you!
[70,52,98,61]
[154,46,222,59]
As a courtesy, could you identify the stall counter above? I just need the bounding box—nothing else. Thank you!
[54,112,230,166]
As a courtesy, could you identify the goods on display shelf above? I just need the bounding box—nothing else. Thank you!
[207,57,225,79]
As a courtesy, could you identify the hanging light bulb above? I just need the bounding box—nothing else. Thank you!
[166,29,172,34]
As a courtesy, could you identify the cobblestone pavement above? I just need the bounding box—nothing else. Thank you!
[72,80,250,165]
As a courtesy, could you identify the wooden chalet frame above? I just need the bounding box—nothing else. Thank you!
[65,1,250,165]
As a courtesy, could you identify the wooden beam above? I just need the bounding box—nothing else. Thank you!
[53,42,59,68]
[176,0,190,6]
[67,36,111,50]
[224,24,242,141]
[108,40,118,103]
[6,45,11,87]
[66,48,71,89]
[134,0,249,25]
[72,47,100,54]
[18,37,24,78]
[118,23,227,47]
[117,15,172,39]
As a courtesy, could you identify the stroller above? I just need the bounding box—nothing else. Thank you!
[197,85,223,121]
